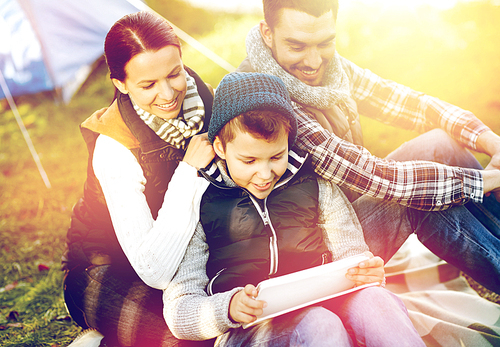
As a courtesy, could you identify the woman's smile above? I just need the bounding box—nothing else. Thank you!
[113,45,187,120]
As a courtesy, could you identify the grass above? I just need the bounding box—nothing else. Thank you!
[0,61,112,347]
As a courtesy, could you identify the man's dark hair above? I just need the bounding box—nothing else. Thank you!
[263,0,339,30]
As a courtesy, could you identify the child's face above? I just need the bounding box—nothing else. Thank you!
[214,129,289,200]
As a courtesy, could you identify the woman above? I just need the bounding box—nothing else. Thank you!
[62,11,215,347]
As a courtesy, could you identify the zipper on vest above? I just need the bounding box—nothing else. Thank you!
[207,267,226,296]
[249,196,279,276]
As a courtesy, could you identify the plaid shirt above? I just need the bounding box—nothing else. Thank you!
[292,56,488,212]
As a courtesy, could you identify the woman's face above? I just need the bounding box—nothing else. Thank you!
[113,45,187,120]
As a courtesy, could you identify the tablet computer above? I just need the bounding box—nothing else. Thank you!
[243,253,378,328]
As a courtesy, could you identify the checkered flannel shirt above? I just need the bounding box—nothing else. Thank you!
[292,56,488,212]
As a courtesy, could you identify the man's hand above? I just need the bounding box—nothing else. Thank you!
[346,251,385,287]
[229,284,267,324]
[477,130,500,201]
[483,169,500,202]
[485,153,500,171]
[485,153,500,201]
[182,133,215,170]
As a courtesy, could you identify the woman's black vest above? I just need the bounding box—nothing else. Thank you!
[64,67,212,274]
[200,160,329,295]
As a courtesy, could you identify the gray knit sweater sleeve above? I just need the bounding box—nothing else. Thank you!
[317,178,369,260]
[163,222,241,341]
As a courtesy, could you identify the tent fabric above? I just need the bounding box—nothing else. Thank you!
[0,0,53,98]
[0,0,141,102]
[386,235,500,346]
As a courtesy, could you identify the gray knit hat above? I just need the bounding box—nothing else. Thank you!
[208,72,297,146]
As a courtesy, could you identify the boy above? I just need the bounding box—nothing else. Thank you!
[164,72,424,346]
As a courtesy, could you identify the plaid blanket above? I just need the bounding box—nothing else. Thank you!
[385,235,500,346]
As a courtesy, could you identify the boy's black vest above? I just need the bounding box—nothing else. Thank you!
[64,67,212,274]
[200,155,329,295]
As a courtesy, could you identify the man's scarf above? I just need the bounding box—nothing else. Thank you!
[132,71,205,150]
[246,25,350,110]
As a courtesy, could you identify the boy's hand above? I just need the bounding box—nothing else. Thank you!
[229,284,267,324]
[346,251,385,287]
[182,133,215,170]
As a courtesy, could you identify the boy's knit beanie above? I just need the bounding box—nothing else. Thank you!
[208,72,297,146]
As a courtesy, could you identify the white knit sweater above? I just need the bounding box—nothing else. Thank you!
[163,170,369,341]
[92,134,210,289]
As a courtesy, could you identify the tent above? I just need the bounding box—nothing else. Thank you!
[0,0,143,188]
[0,0,234,188]
[0,0,143,102]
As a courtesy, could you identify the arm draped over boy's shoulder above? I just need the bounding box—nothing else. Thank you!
[293,104,484,212]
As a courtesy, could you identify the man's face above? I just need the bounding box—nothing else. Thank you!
[260,8,337,86]
[214,129,289,200]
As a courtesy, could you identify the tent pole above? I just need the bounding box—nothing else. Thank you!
[0,70,52,189]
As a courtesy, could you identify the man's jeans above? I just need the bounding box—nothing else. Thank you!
[217,287,424,347]
[354,129,500,293]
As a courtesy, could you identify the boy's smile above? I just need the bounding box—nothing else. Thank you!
[214,129,289,200]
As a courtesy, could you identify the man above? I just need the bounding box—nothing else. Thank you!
[237,0,500,293]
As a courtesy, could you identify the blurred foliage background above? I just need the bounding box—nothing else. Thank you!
[337,1,500,159]
[0,0,499,345]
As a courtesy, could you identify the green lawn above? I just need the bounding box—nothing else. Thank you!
[0,62,110,346]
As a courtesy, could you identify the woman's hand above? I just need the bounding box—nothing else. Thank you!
[346,251,385,287]
[229,284,267,324]
[182,133,215,169]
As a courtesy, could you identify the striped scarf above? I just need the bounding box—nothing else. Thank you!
[132,71,205,149]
